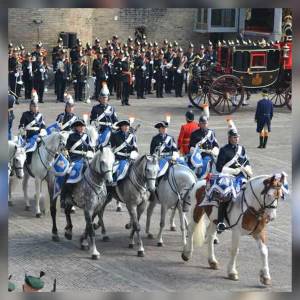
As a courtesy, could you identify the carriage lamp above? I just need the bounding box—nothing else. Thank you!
[165,114,171,123]
[129,116,135,125]
[283,44,290,58]
[82,113,89,123]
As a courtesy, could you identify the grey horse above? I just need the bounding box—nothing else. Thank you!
[145,163,197,248]
[47,146,115,260]
[95,154,159,257]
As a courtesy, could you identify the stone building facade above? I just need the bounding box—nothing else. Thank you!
[8,8,208,52]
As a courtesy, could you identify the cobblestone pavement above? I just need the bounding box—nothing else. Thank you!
[8,89,292,292]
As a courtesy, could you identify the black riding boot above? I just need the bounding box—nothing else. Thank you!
[258,136,264,148]
[263,136,268,148]
[26,152,33,165]
[60,182,72,209]
[217,201,228,234]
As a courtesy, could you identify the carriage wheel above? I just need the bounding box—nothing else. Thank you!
[285,86,292,110]
[208,75,244,115]
[188,80,209,109]
[268,85,287,107]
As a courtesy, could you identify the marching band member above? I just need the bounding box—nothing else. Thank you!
[172,47,186,97]
[153,50,165,98]
[92,49,107,100]
[72,55,87,102]
[22,52,33,100]
[32,55,48,103]
[121,53,132,106]
[8,48,19,99]
[135,48,147,99]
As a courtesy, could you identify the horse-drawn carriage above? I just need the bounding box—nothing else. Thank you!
[188,39,292,115]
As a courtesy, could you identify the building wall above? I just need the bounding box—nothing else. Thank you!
[8,8,208,52]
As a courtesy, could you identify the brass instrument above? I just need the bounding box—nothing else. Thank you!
[177,56,188,73]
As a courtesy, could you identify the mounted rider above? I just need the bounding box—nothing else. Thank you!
[189,105,219,178]
[55,95,78,132]
[110,119,139,184]
[18,97,46,164]
[60,119,94,208]
[215,119,253,232]
[90,84,118,147]
[150,121,180,178]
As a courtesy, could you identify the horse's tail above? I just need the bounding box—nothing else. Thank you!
[193,211,206,247]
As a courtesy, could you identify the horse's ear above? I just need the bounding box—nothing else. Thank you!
[15,145,17,151]
[98,145,103,152]
[280,172,286,183]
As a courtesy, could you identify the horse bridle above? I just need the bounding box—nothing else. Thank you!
[10,147,24,172]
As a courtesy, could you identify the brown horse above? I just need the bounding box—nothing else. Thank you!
[181,173,288,286]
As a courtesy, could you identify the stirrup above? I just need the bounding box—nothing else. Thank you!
[217,222,226,234]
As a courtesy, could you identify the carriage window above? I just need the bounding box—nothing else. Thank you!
[250,53,267,69]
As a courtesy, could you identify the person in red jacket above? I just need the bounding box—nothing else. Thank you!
[177,110,199,155]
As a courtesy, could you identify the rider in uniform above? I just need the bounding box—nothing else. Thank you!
[55,95,78,131]
[215,125,253,232]
[18,98,46,164]
[110,120,139,184]
[60,119,94,208]
[90,85,118,146]
[189,115,219,178]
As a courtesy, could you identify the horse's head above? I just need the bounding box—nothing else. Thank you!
[261,172,289,221]
[85,125,99,148]
[207,174,236,203]
[13,145,26,179]
[44,131,68,154]
[92,145,115,184]
[144,154,160,192]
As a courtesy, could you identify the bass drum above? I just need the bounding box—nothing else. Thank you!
[85,76,95,101]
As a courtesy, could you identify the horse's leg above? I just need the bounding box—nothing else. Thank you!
[145,199,156,239]
[135,200,147,257]
[80,225,90,251]
[177,205,187,247]
[22,172,31,210]
[157,204,167,247]
[170,208,176,231]
[64,205,73,240]
[50,195,60,242]
[8,176,16,206]
[126,205,137,249]
[34,178,42,218]
[84,209,100,259]
[227,229,241,281]
[207,220,219,270]
[254,230,272,285]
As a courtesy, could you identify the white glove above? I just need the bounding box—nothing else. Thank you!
[190,147,195,154]
[177,69,182,74]
[222,166,241,176]
[150,61,154,65]
[19,127,25,136]
[84,80,87,83]
[112,122,119,130]
[40,68,44,73]
[130,151,139,160]
[15,72,19,77]
[142,65,146,71]
[73,80,77,83]
[151,78,156,84]
[39,129,47,137]
[211,147,219,157]
[242,165,253,177]
[171,151,180,160]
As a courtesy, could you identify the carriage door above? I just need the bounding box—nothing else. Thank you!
[249,52,267,71]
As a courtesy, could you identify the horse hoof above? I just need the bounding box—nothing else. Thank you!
[208,260,220,270]
[170,226,176,232]
[125,223,131,230]
[137,251,144,257]
[91,254,100,260]
[181,253,190,262]
[65,232,72,240]
[52,235,60,242]
[228,273,239,281]
[81,245,89,251]
[102,236,110,242]
[128,244,134,249]
[25,206,31,211]
[147,233,154,239]
[260,271,272,286]
[157,242,163,247]
[214,238,219,245]
[36,213,41,218]
[116,207,122,212]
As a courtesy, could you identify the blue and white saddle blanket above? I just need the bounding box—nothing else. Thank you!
[24,134,39,153]
[53,158,84,198]
[46,122,61,135]
[157,156,187,178]
[113,159,130,182]
[97,127,111,147]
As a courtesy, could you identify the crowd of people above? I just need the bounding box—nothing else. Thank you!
[8,35,217,105]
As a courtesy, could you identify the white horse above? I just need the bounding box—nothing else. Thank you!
[146,164,198,248]
[22,131,68,217]
[182,173,288,286]
[8,140,26,205]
